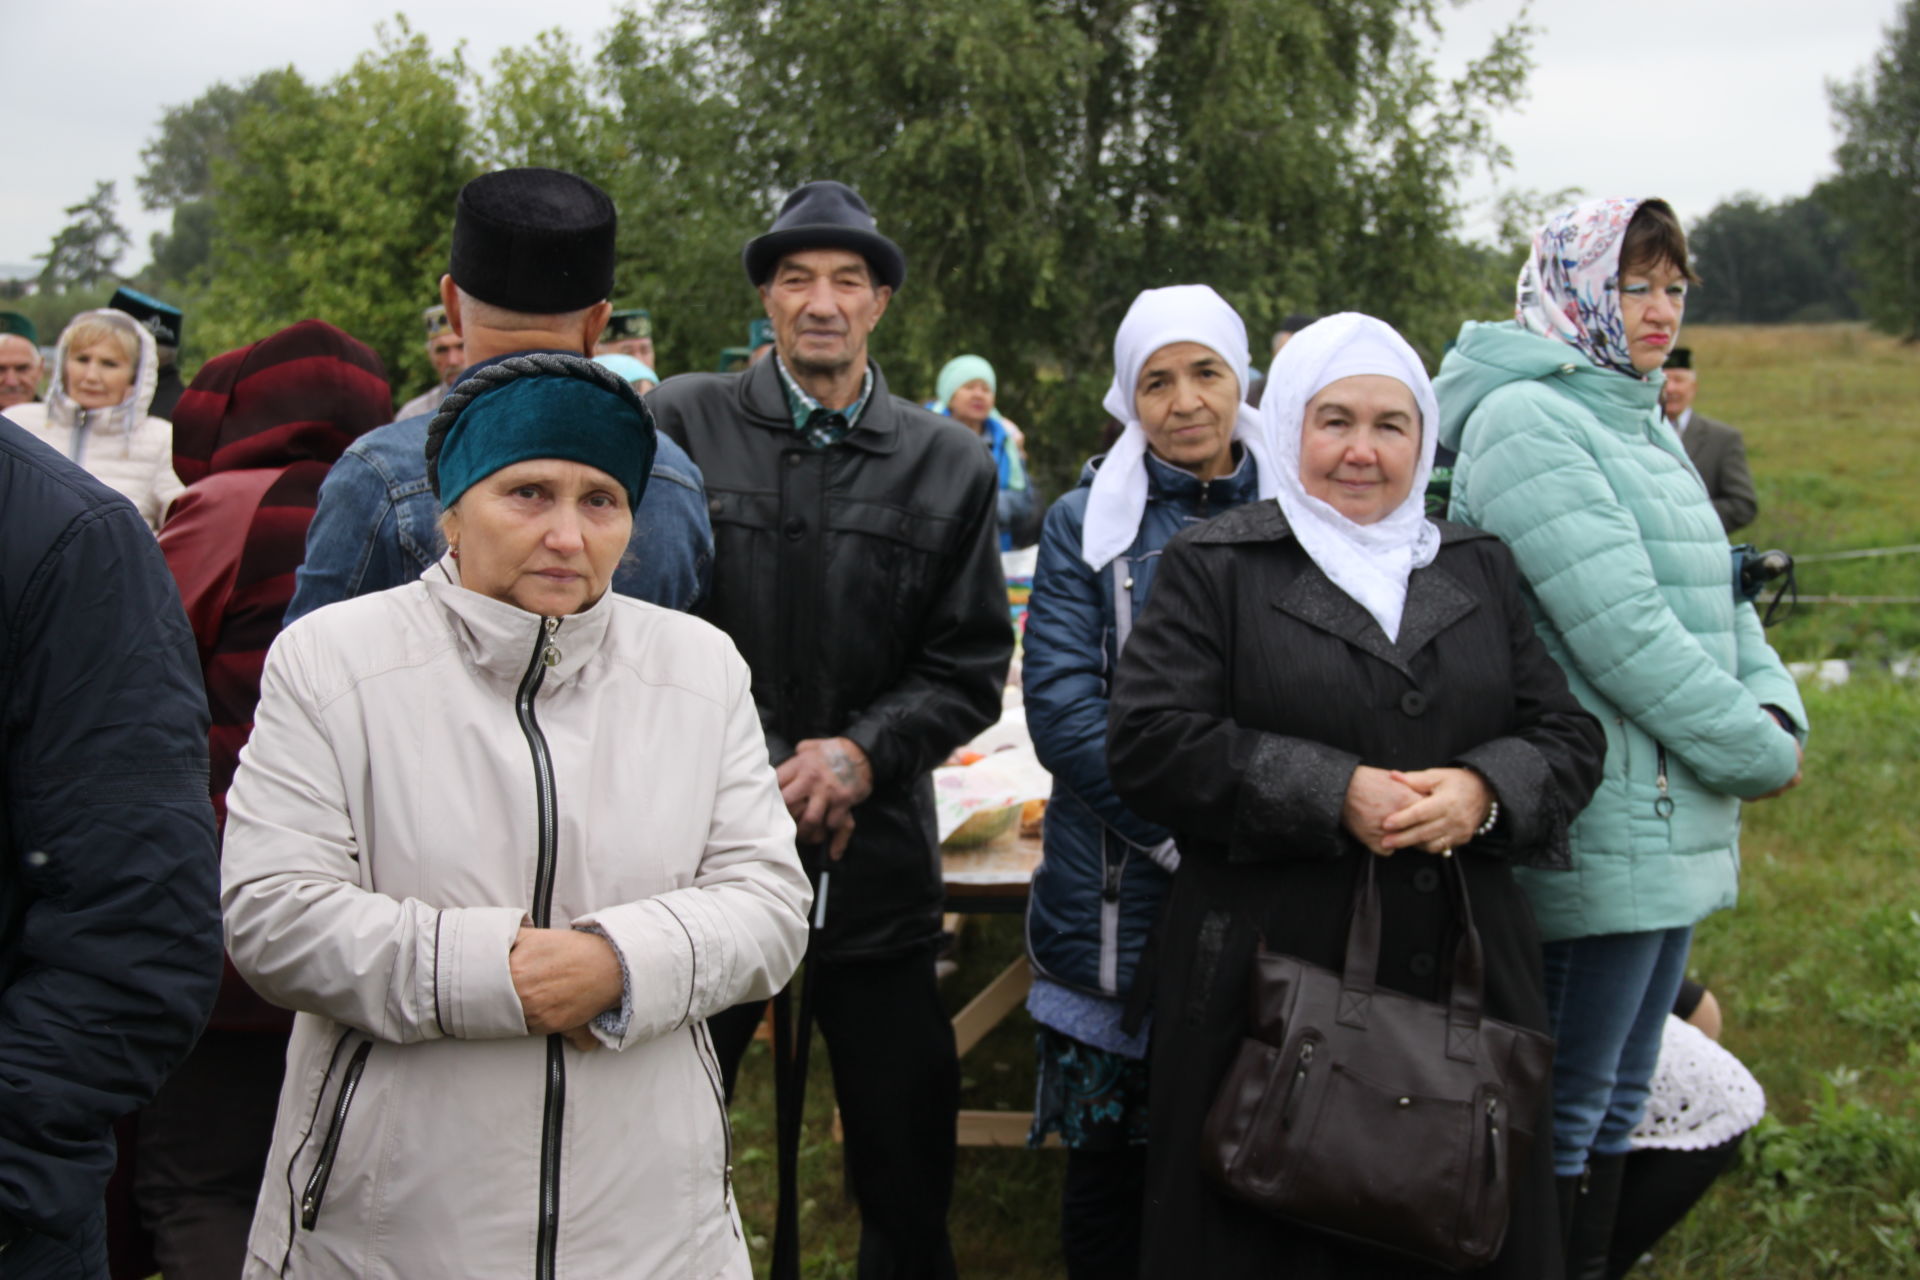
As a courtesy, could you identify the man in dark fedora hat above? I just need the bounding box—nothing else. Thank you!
[651,180,1011,1278]
[287,167,713,623]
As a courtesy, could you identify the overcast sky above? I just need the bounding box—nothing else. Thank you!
[0,0,1903,275]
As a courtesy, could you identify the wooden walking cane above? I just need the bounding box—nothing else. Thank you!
[770,861,829,1280]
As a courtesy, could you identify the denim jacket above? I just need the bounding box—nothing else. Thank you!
[287,358,712,625]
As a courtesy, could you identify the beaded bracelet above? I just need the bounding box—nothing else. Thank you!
[1475,798,1500,838]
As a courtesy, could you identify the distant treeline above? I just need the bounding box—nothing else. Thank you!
[1685,188,1863,326]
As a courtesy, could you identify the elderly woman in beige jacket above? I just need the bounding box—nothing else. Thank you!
[7,308,183,529]
[222,354,811,1279]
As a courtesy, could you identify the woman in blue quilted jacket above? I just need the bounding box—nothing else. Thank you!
[1021,284,1274,1278]
[1435,197,1807,1280]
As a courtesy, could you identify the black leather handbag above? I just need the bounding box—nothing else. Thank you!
[1200,853,1554,1272]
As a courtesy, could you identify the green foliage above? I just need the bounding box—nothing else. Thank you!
[104,2,1534,446]
[196,22,474,394]
[134,72,297,301]
[1826,0,1920,340]
[676,0,1533,491]
[136,72,292,211]
[139,201,219,300]
[35,181,131,293]
[1685,191,1861,325]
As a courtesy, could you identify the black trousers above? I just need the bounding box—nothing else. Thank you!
[133,1028,287,1279]
[1606,1138,1744,1280]
[709,946,959,1280]
[1061,1146,1146,1280]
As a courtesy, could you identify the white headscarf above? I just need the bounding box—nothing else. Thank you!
[1081,285,1280,569]
[1260,312,1441,641]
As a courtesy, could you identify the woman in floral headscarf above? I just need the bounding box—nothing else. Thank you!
[1433,198,1807,1280]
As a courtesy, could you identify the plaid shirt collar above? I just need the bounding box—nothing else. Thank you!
[774,356,874,449]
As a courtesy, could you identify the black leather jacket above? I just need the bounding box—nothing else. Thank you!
[650,358,1013,958]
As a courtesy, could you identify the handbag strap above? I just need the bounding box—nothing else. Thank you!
[1440,853,1488,1063]
[1336,852,1491,1063]
[1336,855,1383,1030]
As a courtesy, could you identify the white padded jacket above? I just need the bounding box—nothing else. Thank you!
[222,555,810,1278]
[7,310,182,530]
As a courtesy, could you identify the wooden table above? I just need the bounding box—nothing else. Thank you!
[941,832,1053,1148]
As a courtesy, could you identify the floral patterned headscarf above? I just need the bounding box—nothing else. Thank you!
[1515,196,1649,377]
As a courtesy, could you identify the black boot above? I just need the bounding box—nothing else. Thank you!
[1564,1152,1628,1280]
[1556,1172,1584,1256]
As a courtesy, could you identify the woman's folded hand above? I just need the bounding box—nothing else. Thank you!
[511,926,624,1041]
[1342,766,1426,855]
[1381,768,1494,855]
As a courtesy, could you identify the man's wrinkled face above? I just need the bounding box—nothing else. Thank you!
[760,250,890,380]
[428,332,465,385]
[0,336,43,409]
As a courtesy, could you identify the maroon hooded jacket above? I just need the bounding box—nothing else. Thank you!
[158,319,390,1030]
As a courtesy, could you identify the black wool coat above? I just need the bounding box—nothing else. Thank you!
[1107,503,1604,1280]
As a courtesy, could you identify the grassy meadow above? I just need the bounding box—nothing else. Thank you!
[725,325,1920,1278]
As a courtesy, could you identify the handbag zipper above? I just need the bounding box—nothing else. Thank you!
[1485,1095,1504,1187]
[1281,1040,1315,1130]
[517,616,566,1280]
[299,1041,373,1229]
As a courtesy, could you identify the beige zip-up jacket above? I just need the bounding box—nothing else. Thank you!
[222,557,811,1278]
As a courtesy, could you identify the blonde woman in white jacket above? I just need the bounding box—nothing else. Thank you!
[7,308,182,530]
[222,354,812,1279]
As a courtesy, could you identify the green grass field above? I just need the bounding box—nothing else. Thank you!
[726,325,1920,1278]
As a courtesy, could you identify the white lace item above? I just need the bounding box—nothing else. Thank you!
[1630,1015,1766,1152]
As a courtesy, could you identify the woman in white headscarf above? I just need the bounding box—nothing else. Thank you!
[1022,285,1275,1278]
[1106,313,1605,1278]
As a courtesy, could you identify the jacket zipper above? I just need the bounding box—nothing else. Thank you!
[68,408,90,466]
[517,616,566,1280]
[299,1041,372,1230]
[1098,836,1127,996]
[691,1024,741,1238]
[1654,744,1674,818]
[280,1030,356,1271]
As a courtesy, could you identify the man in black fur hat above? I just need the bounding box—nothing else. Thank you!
[650,181,1012,1278]
[287,167,713,623]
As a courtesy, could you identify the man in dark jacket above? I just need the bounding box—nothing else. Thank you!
[1662,347,1757,534]
[0,417,223,1276]
[649,180,1012,1278]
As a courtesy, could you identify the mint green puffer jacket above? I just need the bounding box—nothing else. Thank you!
[1435,321,1806,942]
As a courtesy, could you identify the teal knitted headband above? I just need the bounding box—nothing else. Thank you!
[426,353,656,510]
[936,354,995,408]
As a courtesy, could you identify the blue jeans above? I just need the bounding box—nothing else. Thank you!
[1542,926,1693,1176]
